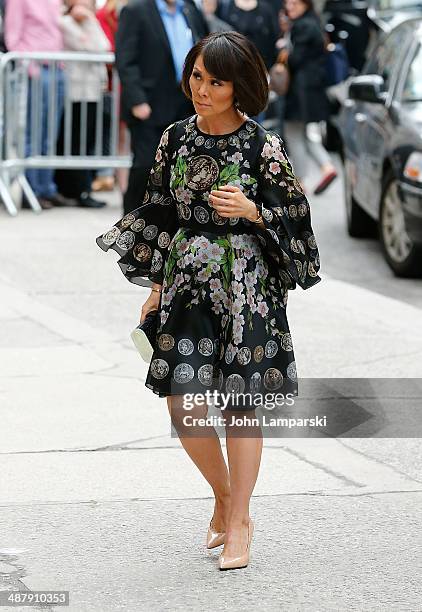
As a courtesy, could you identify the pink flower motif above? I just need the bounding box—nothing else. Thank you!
[198,250,209,263]
[232,300,243,316]
[270,135,279,148]
[274,147,286,162]
[209,243,225,259]
[257,301,269,317]
[178,188,192,205]
[209,278,222,291]
[161,130,169,147]
[155,149,163,163]
[162,293,172,306]
[243,246,254,260]
[197,237,210,249]
[177,238,189,254]
[212,302,224,314]
[246,293,255,307]
[269,162,281,175]
[262,142,273,159]
[228,151,243,163]
[174,273,184,286]
[222,294,231,309]
[198,268,211,283]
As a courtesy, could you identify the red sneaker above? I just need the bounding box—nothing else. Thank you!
[313,170,338,195]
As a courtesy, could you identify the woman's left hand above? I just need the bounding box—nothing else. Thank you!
[209,185,259,222]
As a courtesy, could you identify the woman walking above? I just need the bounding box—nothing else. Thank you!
[282,0,338,194]
[96,32,321,571]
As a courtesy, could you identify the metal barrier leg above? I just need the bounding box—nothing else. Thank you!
[0,171,18,216]
[18,173,42,212]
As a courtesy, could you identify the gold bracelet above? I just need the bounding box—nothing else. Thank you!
[151,287,162,293]
[249,208,263,224]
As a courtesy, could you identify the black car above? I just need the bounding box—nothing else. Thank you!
[322,0,422,71]
[339,17,422,277]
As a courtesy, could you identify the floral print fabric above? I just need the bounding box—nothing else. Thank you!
[96,115,321,403]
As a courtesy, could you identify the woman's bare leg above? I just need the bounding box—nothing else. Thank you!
[167,395,231,531]
[222,409,263,558]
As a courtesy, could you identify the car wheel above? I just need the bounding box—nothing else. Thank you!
[344,158,376,238]
[379,170,422,278]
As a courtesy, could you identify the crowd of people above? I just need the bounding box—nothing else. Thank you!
[1,0,338,212]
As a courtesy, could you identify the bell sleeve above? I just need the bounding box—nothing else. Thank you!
[253,131,322,290]
[96,122,179,288]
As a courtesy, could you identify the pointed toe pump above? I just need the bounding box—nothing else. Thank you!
[206,519,226,549]
[218,519,254,570]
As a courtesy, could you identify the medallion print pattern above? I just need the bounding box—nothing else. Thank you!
[96,115,321,406]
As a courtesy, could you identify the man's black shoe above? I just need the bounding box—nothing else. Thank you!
[78,193,107,208]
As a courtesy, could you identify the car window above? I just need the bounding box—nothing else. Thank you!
[401,43,422,102]
[370,0,422,8]
[364,27,410,91]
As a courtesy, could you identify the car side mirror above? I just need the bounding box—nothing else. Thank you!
[348,75,387,104]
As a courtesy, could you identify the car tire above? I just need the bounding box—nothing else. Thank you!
[344,158,377,238]
[379,170,422,278]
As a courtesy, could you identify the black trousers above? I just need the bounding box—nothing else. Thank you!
[55,102,98,199]
[123,167,151,215]
[123,95,195,214]
[123,119,168,215]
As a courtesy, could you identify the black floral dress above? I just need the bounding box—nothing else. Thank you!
[96,115,322,406]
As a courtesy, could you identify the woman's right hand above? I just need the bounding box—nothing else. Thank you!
[132,103,152,121]
[140,290,161,323]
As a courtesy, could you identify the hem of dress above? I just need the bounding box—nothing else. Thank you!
[96,234,156,288]
[145,382,173,398]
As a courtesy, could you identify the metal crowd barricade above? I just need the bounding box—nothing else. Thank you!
[0,51,131,216]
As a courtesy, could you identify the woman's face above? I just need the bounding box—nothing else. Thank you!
[189,54,235,117]
[285,0,308,20]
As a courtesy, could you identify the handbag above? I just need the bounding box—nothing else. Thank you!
[130,309,158,363]
[269,62,290,97]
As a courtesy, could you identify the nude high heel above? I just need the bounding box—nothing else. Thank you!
[206,518,226,549]
[218,519,254,570]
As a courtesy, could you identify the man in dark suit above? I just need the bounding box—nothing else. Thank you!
[116,0,209,214]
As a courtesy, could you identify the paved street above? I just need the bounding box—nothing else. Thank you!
[1,160,422,611]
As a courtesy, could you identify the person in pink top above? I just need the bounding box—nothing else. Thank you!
[5,0,73,209]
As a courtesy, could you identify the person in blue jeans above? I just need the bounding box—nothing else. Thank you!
[25,65,70,208]
[4,0,75,209]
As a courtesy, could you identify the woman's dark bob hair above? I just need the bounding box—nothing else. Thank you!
[181,32,269,117]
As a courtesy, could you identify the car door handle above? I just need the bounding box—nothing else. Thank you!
[355,113,367,123]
